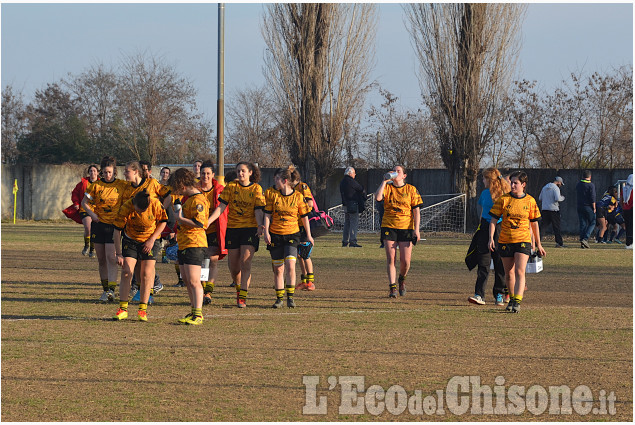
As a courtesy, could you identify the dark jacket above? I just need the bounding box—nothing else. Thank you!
[340,175,366,213]
[576,179,596,208]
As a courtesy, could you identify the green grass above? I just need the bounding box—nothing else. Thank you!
[1,222,633,421]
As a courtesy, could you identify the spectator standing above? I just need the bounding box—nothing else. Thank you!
[340,167,365,247]
[539,176,566,248]
[576,170,596,249]
[622,174,633,249]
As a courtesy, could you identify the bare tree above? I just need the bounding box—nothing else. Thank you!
[405,3,526,219]
[262,3,377,199]
[1,85,27,164]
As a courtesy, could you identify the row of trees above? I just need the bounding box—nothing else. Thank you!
[2,4,632,211]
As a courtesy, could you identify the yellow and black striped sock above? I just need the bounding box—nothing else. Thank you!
[239,289,248,301]
[192,307,203,318]
[515,295,523,304]
[205,281,215,294]
[307,273,314,283]
[389,283,397,291]
[108,281,117,291]
[84,236,90,248]
[275,289,285,300]
[138,303,148,312]
[119,301,129,311]
[286,285,295,298]
[101,279,109,291]
[300,274,307,284]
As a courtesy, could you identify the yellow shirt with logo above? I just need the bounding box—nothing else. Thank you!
[489,193,541,244]
[176,193,210,249]
[85,178,127,224]
[113,198,168,243]
[119,177,170,204]
[264,187,311,235]
[381,183,424,230]
[294,182,313,228]
[218,181,266,228]
[202,186,222,234]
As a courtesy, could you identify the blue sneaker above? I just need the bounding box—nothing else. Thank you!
[495,293,504,306]
[131,290,141,303]
[149,295,154,305]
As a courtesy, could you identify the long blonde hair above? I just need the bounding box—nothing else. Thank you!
[483,168,510,201]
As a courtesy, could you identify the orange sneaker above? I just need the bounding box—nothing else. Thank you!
[304,282,315,291]
[137,310,148,322]
[237,298,246,308]
[296,282,307,291]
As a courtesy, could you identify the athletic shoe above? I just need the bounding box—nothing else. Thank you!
[185,315,204,325]
[626,245,633,250]
[342,242,348,247]
[237,298,246,308]
[468,294,485,305]
[287,298,296,308]
[148,295,154,305]
[153,279,164,295]
[581,239,590,249]
[98,291,110,302]
[555,244,565,248]
[107,289,115,302]
[504,294,510,303]
[296,282,307,291]
[203,293,212,305]
[178,313,193,323]
[349,243,362,248]
[614,239,622,244]
[272,299,284,309]
[505,301,515,312]
[82,246,90,256]
[137,310,148,322]
[389,287,397,298]
[131,290,141,303]
[113,308,128,321]
[399,281,406,296]
[511,303,520,313]
[89,250,95,258]
[174,280,185,287]
[229,282,236,287]
[600,241,607,244]
[304,282,315,291]
[495,293,504,306]
[130,286,139,300]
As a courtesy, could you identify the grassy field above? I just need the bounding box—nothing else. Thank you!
[1,222,632,421]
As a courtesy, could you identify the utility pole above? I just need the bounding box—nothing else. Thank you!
[216,3,225,185]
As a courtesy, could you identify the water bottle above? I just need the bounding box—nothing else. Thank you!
[384,171,398,180]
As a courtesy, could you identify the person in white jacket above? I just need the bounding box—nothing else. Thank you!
[539,176,566,247]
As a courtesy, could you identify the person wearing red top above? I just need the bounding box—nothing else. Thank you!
[63,164,99,256]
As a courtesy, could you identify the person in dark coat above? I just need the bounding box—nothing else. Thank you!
[339,167,365,247]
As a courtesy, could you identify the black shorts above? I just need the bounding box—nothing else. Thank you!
[381,227,414,242]
[268,232,300,261]
[498,242,532,257]
[226,227,259,251]
[122,234,160,261]
[206,232,219,247]
[607,212,624,225]
[596,207,607,219]
[177,247,206,265]
[91,221,115,244]
[79,211,89,219]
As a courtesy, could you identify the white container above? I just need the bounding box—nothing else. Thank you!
[526,256,543,273]
[200,258,210,281]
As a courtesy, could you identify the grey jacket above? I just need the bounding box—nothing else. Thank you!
[539,182,565,211]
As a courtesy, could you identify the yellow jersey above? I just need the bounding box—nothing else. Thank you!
[113,198,168,243]
[294,182,313,228]
[201,185,223,234]
[85,178,127,224]
[176,193,210,249]
[489,193,541,244]
[264,187,311,235]
[218,181,266,228]
[119,177,170,204]
[381,183,424,230]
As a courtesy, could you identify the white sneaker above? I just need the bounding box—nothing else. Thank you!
[107,289,115,302]
[82,246,89,256]
[98,291,110,302]
[468,294,486,305]
[626,245,633,250]
[129,286,139,300]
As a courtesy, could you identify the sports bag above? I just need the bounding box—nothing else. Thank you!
[308,194,334,238]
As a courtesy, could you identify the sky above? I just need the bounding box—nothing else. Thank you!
[1,2,633,121]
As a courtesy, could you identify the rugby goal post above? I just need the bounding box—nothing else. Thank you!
[327,193,467,234]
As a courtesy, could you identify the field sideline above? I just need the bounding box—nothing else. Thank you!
[1,222,632,421]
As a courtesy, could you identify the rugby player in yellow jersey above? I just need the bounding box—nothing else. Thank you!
[112,190,168,321]
[292,177,316,291]
[264,166,314,308]
[375,166,423,298]
[81,156,127,303]
[171,168,210,325]
[488,171,546,313]
[208,162,265,308]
